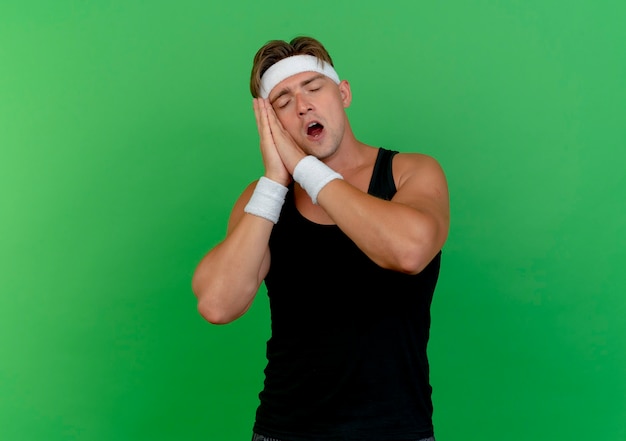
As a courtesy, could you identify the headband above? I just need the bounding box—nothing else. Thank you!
[259,54,340,99]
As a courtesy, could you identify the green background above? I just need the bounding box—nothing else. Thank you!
[1,1,625,440]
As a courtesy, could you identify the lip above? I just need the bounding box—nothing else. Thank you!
[304,119,321,129]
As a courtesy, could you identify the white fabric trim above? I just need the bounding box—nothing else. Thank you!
[260,55,340,99]
[293,156,343,205]
[244,177,288,224]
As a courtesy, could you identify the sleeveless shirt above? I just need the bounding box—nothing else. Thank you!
[254,147,442,441]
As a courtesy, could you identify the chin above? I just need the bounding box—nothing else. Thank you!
[314,146,340,161]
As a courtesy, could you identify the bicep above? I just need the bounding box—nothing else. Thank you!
[392,155,450,246]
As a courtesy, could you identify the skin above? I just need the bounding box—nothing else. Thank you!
[192,70,450,324]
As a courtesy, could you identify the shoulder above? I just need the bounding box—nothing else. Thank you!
[393,151,443,168]
[390,152,449,236]
[392,152,447,189]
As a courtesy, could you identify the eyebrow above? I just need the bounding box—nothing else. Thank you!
[269,74,326,104]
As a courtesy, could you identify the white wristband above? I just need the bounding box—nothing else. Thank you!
[293,156,343,204]
[243,177,288,224]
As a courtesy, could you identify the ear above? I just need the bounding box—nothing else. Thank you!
[338,80,352,108]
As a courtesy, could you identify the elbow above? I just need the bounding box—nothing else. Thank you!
[193,277,253,325]
[192,277,236,325]
[375,237,433,275]
[394,230,443,275]
[395,249,431,275]
[197,299,237,325]
[399,217,447,275]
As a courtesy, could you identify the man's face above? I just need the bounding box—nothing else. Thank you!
[268,71,351,159]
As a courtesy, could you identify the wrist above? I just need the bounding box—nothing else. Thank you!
[244,177,288,224]
[293,156,343,204]
[263,173,291,188]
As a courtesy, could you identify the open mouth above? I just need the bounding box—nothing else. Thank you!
[307,122,324,138]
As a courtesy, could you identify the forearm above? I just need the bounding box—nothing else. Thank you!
[193,176,288,323]
[317,180,445,274]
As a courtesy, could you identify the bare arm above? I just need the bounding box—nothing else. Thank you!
[261,98,450,275]
[317,154,449,274]
[191,183,274,324]
[191,100,292,324]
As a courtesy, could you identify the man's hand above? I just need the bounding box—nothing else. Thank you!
[253,98,292,186]
[254,98,307,177]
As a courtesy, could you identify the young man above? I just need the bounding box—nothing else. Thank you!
[192,36,449,441]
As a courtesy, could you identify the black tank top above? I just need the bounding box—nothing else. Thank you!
[255,147,441,441]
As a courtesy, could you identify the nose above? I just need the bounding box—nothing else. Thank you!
[295,93,313,116]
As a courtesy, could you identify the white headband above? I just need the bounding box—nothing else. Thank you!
[259,54,340,99]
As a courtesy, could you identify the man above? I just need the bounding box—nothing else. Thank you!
[192,36,449,441]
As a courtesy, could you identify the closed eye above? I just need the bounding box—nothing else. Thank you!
[276,99,291,109]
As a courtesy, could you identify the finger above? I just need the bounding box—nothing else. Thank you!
[257,99,274,142]
[265,100,287,137]
[252,98,263,134]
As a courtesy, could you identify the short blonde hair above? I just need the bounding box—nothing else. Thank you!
[250,36,334,98]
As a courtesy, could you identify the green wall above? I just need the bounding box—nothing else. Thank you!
[1,1,624,440]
